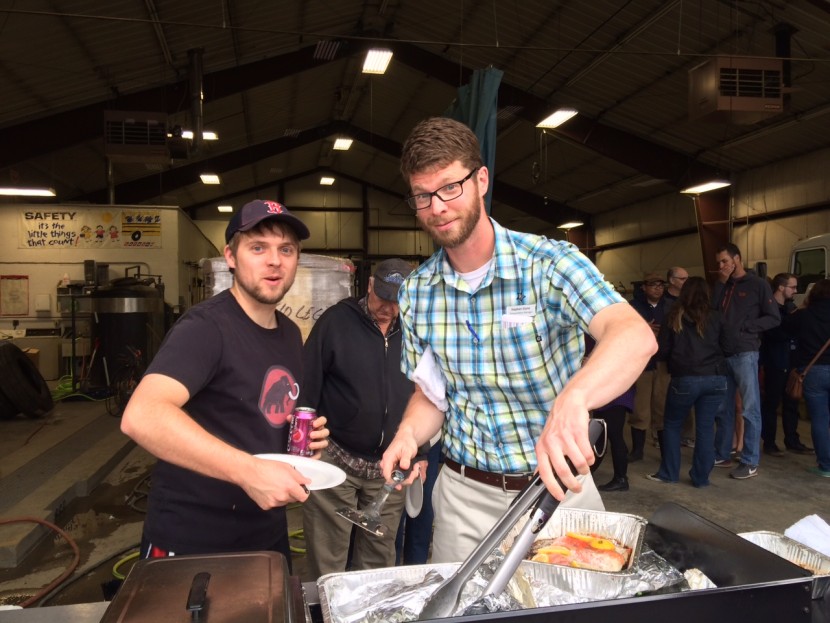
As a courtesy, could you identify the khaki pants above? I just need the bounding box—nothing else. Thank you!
[630,362,671,436]
[301,449,405,580]
[430,464,602,564]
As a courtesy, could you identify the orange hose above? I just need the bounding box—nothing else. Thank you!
[0,516,80,608]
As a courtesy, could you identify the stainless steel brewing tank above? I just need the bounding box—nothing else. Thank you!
[90,277,165,387]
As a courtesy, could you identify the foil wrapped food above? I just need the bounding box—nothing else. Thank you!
[739,530,830,576]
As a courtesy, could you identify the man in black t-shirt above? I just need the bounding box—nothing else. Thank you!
[121,200,329,563]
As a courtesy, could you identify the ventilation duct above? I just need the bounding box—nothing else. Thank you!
[104,111,170,162]
[689,56,784,124]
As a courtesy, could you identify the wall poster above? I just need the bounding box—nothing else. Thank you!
[0,275,29,316]
[19,208,162,249]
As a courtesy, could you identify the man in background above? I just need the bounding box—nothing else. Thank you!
[760,272,812,456]
[300,259,419,577]
[628,272,671,460]
[712,243,780,479]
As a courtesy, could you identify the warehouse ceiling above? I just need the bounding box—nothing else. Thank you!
[2,1,830,233]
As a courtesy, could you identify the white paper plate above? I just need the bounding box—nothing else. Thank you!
[405,476,423,518]
[254,454,346,490]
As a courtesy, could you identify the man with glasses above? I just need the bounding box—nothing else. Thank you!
[628,272,672,462]
[664,266,689,303]
[380,117,656,563]
[760,273,813,456]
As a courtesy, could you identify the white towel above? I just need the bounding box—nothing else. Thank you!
[412,345,449,412]
[785,514,830,557]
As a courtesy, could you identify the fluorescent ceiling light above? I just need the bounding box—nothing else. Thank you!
[679,179,731,194]
[320,176,336,186]
[182,130,218,141]
[200,174,221,185]
[537,108,578,129]
[217,205,233,213]
[362,49,393,74]
[333,138,353,151]
[557,221,584,230]
[0,187,56,197]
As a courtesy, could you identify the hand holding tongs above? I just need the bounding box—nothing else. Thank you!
[417,418,607,620]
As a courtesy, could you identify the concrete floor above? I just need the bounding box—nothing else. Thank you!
[1,398,829,610]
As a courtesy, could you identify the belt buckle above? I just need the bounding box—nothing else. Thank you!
[500,474,510,492]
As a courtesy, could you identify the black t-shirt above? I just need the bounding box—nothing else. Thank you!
[142,289,303,553]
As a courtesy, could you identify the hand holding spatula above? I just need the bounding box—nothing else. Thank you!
[335,468,409,537]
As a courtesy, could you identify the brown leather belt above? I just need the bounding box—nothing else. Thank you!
[443,457,533,492]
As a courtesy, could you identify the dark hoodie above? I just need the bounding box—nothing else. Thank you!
[785,299,830,368]
[300,297,414,461]
[712,271,780,355]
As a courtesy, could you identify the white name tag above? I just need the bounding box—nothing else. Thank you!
[502,305,535,328]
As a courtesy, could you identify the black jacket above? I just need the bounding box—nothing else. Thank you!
[657,310,728,377]
[784,299,830,369]
[631,296,670,369]
[300,297,413,461]
[712,272,780,355]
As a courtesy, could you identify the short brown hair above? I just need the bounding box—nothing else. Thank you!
[400,117,483,180]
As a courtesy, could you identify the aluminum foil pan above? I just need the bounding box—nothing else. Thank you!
[318,563,460,623]
[503,508,647,601]
[739,530,830,576]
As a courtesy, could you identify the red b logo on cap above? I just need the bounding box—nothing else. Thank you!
[263,200,285,215]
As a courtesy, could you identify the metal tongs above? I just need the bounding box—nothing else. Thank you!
[418,418,607,620]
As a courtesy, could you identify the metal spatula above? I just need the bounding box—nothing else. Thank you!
[335,469,407,537]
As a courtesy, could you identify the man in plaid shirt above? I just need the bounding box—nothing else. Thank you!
[380,118,656,563]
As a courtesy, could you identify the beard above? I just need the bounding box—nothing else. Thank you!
[421,196,482,249]
[235,271,295,307]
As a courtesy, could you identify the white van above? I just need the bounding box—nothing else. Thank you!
[789,233,829,305]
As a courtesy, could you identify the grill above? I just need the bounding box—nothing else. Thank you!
[307,503,827,623]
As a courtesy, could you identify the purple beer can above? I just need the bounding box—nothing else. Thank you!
[287,407,316,456]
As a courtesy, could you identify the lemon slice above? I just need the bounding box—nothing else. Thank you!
[537,545,571,556]
[565,531,593,542]
[588,537,615,550]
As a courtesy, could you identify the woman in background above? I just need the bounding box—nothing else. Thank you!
[648,277,728,487]
[585,335,635,492]
[785,279,830,477]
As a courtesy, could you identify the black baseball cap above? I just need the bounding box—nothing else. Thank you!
[224,199,310,243]
[373,258,414,302]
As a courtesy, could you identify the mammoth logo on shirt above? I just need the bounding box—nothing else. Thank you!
[259,366,299,427]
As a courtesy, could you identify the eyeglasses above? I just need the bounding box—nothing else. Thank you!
[405,167,480,210]
[644,281,665,288]
[671,276,688,282]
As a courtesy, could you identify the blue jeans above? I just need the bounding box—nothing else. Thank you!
[803,364,830,472]
[715,351,762,466]
[656,375,727,486]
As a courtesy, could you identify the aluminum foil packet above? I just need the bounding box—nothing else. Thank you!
[739,530,830,576]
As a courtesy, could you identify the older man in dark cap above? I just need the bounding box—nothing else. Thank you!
[300,258,421,578]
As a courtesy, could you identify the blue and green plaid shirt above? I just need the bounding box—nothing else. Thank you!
[399,219,624,474]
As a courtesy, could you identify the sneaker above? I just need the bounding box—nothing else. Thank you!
[645,473,674,484]
[714,459,733,468]
[806,467,830,478]
[681,438,695,448]
[730,463,758,479]
[764,445,785,458]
